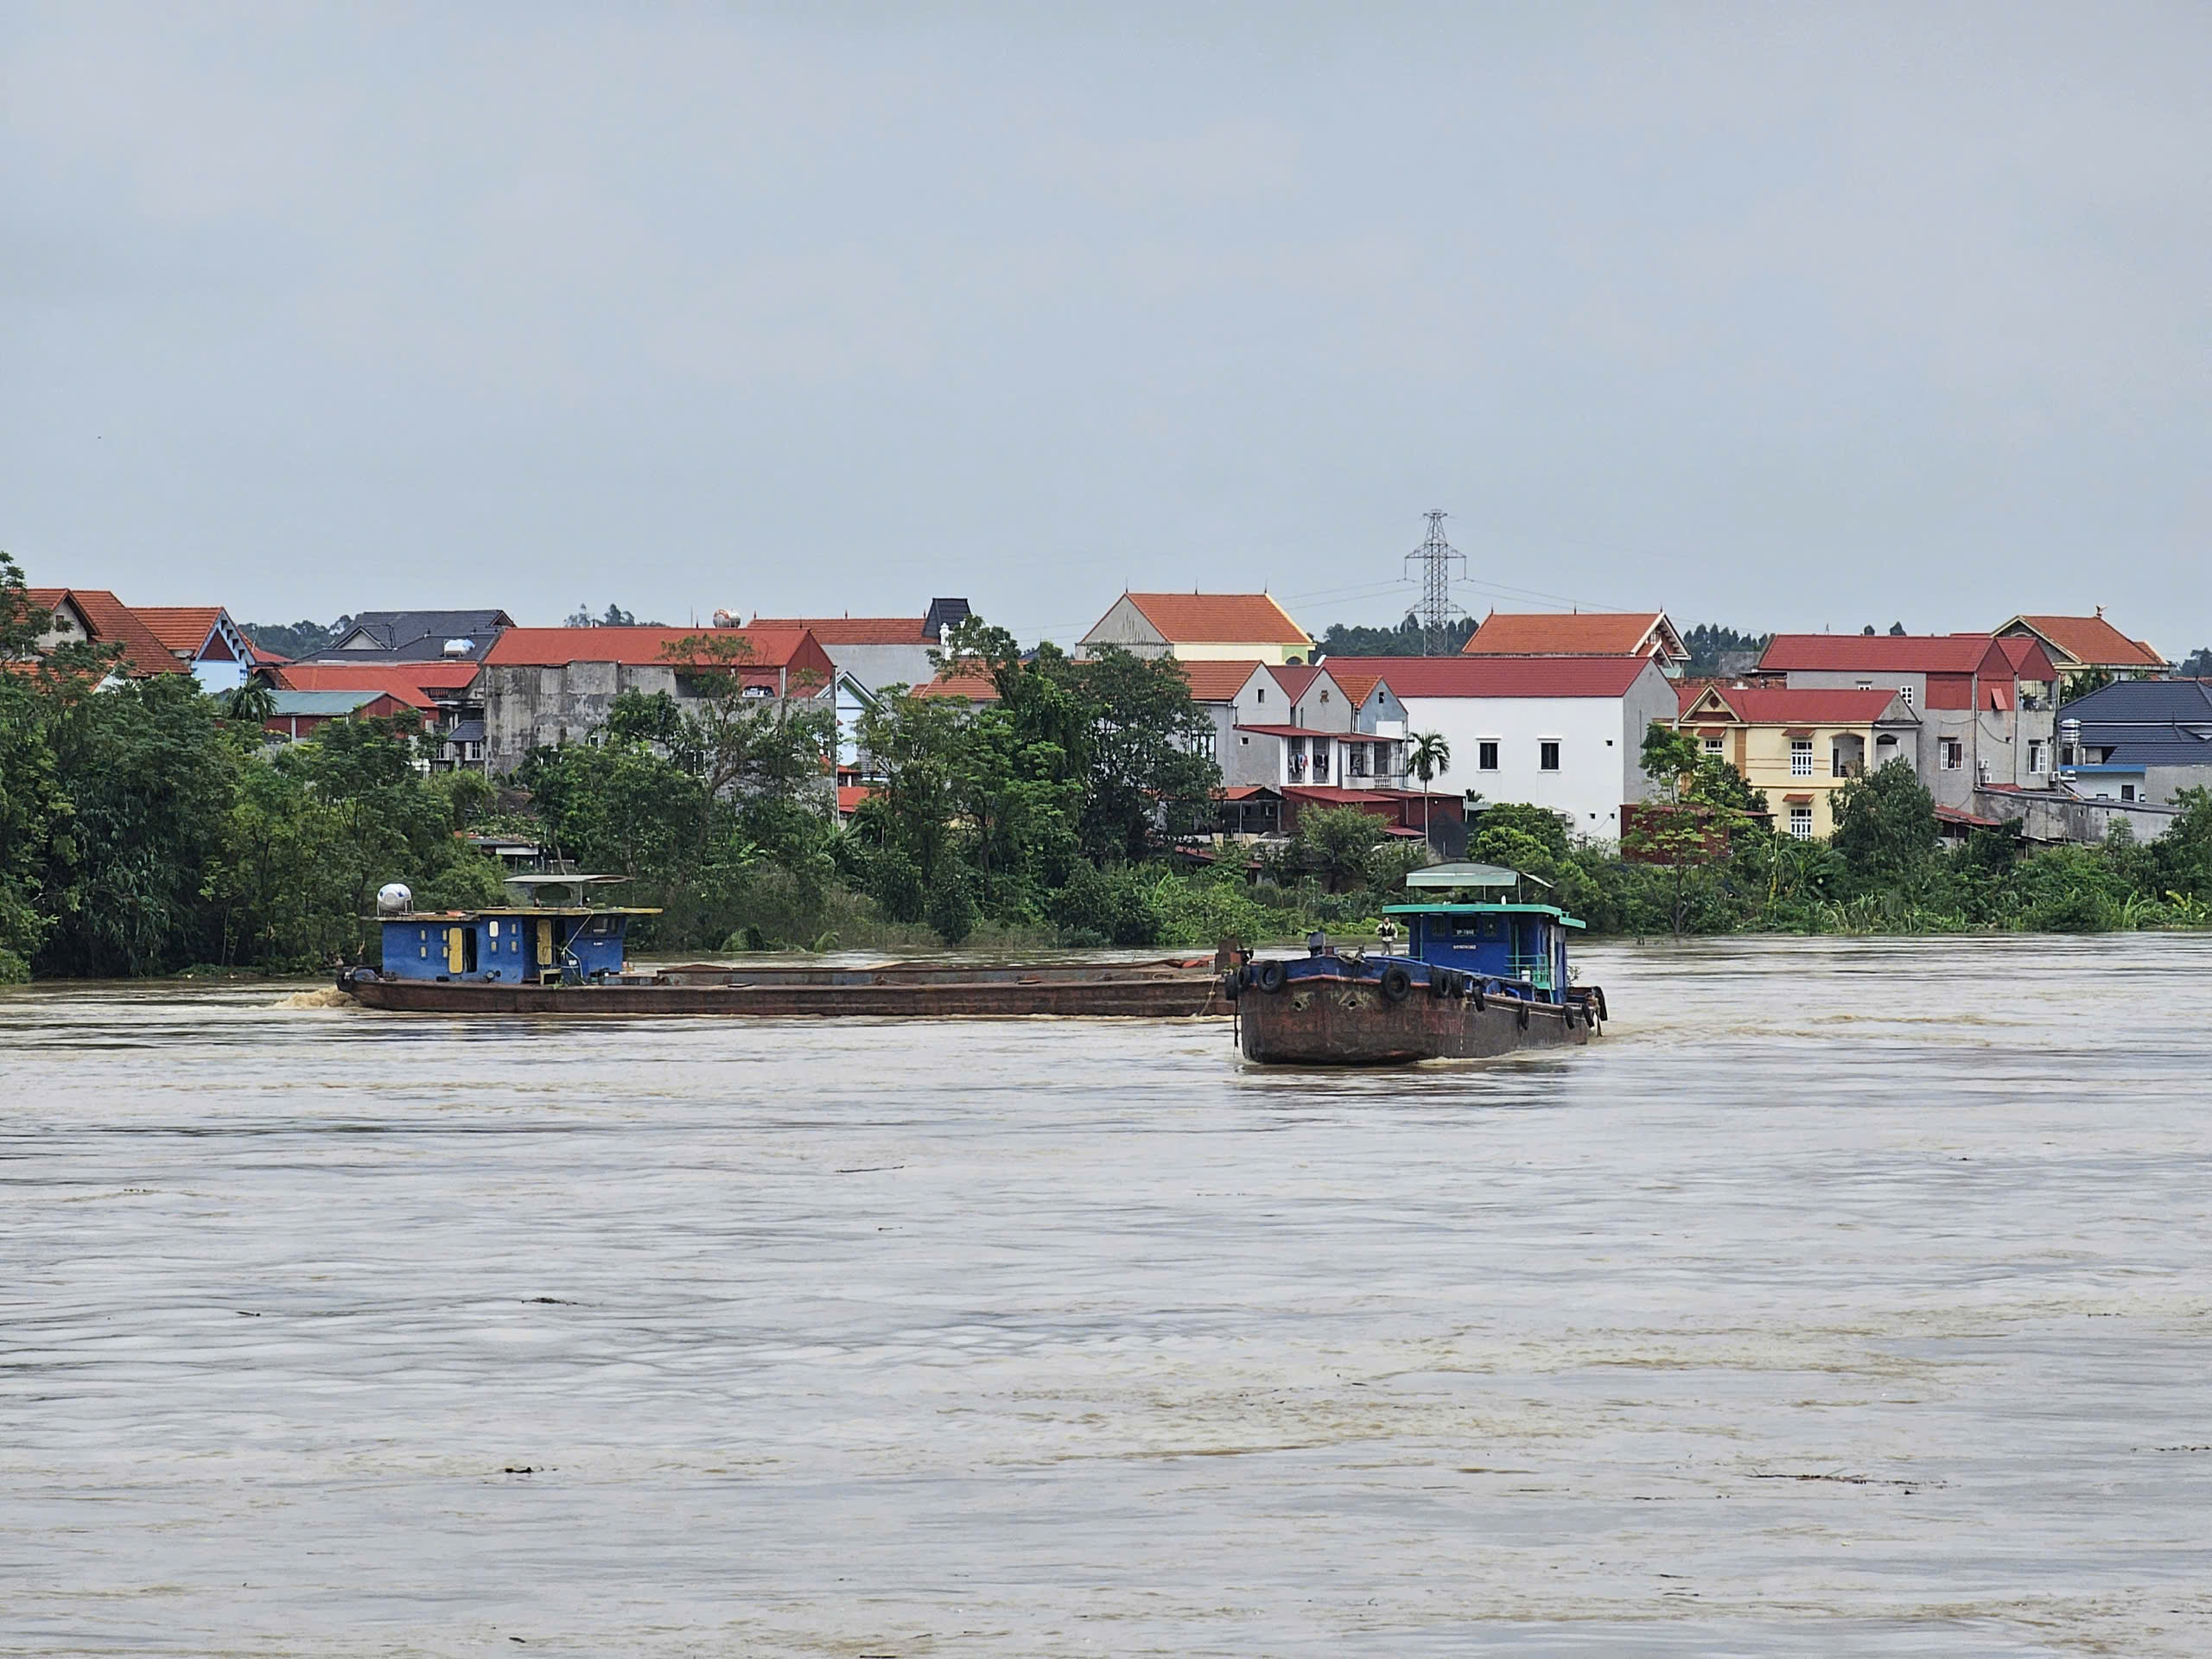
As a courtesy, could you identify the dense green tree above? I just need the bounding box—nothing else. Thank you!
[1830,760,1940,890]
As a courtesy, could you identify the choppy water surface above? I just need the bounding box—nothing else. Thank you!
[4,936,2210,1656]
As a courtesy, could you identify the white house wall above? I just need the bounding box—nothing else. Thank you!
[1393,667,1672,842]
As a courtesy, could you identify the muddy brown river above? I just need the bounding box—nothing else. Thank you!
[3,935,2209,1655]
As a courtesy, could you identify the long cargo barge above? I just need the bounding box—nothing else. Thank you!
[340,957,1231,1018]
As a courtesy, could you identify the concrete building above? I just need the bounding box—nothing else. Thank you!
[475,626,836,774]
[1460,611,1689,677]
[2052,677,2212,808]
[1755,633,2061,811]
[1323,656,1680,842]
[1676,683,1921,840]
[1079,592,1313,664]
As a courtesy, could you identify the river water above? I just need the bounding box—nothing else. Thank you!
[3,936,2209,1656]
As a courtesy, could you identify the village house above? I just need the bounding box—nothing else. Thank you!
[1754,632,2061,811]
[747,599,972,693]
[2053,677,2212,808]
[1179,660,1410,792]
[1675,683,1921,840]
[301,609,516,664]
[130,607,264,691]
[1460,610,1691,677]
[257,661,489,767]
[1322,655,1679,842]
[1079,592,1313,664]
[25,588,226,680]
[474,626,836,774]
[1993,611,2164,691]
[262,689,423,744]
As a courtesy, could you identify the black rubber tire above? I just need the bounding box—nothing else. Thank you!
[1255,960,1288,995]
[1516,998,1529,1029]
[1380,965,1413,1002]
[1429,969,1456,1000]
[1221,969,1243,1001]
[1471,984,1485,1012]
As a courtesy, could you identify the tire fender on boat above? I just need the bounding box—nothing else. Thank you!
[1471,983,1486,1013]
[1380,965,1413,1002]
[1516,997,1529,1029]
[1256,960,1288,995]
[1428,969,1456,1000]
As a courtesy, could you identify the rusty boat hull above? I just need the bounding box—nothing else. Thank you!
[340,959,1231,1020]
[1233,959,1601,1065]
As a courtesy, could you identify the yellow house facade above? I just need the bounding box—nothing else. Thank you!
[1677,683,1920,839]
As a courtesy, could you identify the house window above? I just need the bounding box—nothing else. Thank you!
[1789,804,1815,840]
[1348,743,1369,777]
[1940,738,1963,771]
[2027,740,2046,773]
[1255,687,1266,703]
[1899,684,1915,708]
[1538,740,1560,772]
[2120,784,2138,802]
[1319,690,1330,703]
[1197,730,1216,760]
[1478,740,1500,771]
[1312,740,1330,781]
[1701,735,1724,755]
[1789,738,1814,777]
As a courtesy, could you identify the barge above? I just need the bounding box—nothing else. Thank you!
[337,879,1229,1019]
[1230,863,1605,1065]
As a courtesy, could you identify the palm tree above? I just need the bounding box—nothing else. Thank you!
[223,679,276,724]
[1407,731,1450,846]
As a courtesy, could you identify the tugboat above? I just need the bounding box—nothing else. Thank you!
[1228,862,1605,1065]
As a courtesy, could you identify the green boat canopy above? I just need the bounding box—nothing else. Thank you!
[1402,861,1554,893]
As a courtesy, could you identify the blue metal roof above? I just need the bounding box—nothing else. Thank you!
[2059,678,2212,766]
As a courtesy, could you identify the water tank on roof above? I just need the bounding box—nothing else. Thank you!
[442,638,474,657]
[713,609,742,629]
[376,882,413,915]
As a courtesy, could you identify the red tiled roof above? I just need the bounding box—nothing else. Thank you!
[2002,614,2165,671]
[484,626,829,676]
[25,588,183,677]
[1171,659,1267,702]
[1758,633,1998,674]
[836,785,877,813]
[1991,635,2061,682]
[1462,611,1685,660]
[1281,785,1402,804]
[1268,664,1325,697]
[1321,655,1653,698]
[274,662,484,696]
[1118,592,1310,645]
[131,606,225,655]
[1688,686,1907,724]
[748,615,932,645]
[1236,723,1346,739]
[915,663,1002,702]
[267,665,458,709]
[1328,669,1383,706]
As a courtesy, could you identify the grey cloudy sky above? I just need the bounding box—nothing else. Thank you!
[3,3,2205,647]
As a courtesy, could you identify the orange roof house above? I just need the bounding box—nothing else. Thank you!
[23,588,186,678]
[1994,612,2165,677]
[1080,591,1313,664]
[1461,610,1688,671]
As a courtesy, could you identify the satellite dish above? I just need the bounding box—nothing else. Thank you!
[376,882,413,915]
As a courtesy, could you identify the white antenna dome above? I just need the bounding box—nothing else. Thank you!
[376,882,414,915]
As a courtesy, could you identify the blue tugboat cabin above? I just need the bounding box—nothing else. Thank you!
[1383,861,1585,1001]
[377,874,658,985]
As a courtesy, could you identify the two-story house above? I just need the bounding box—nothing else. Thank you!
[1754,633,2061,811]
[2053,677,2212,807]
[1676,683,1922,839]
[1323,655,1679,841]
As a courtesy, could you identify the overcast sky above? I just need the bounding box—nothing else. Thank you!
[3,3,2205,648]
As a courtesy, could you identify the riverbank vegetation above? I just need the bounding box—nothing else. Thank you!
[5,557,2210,982]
